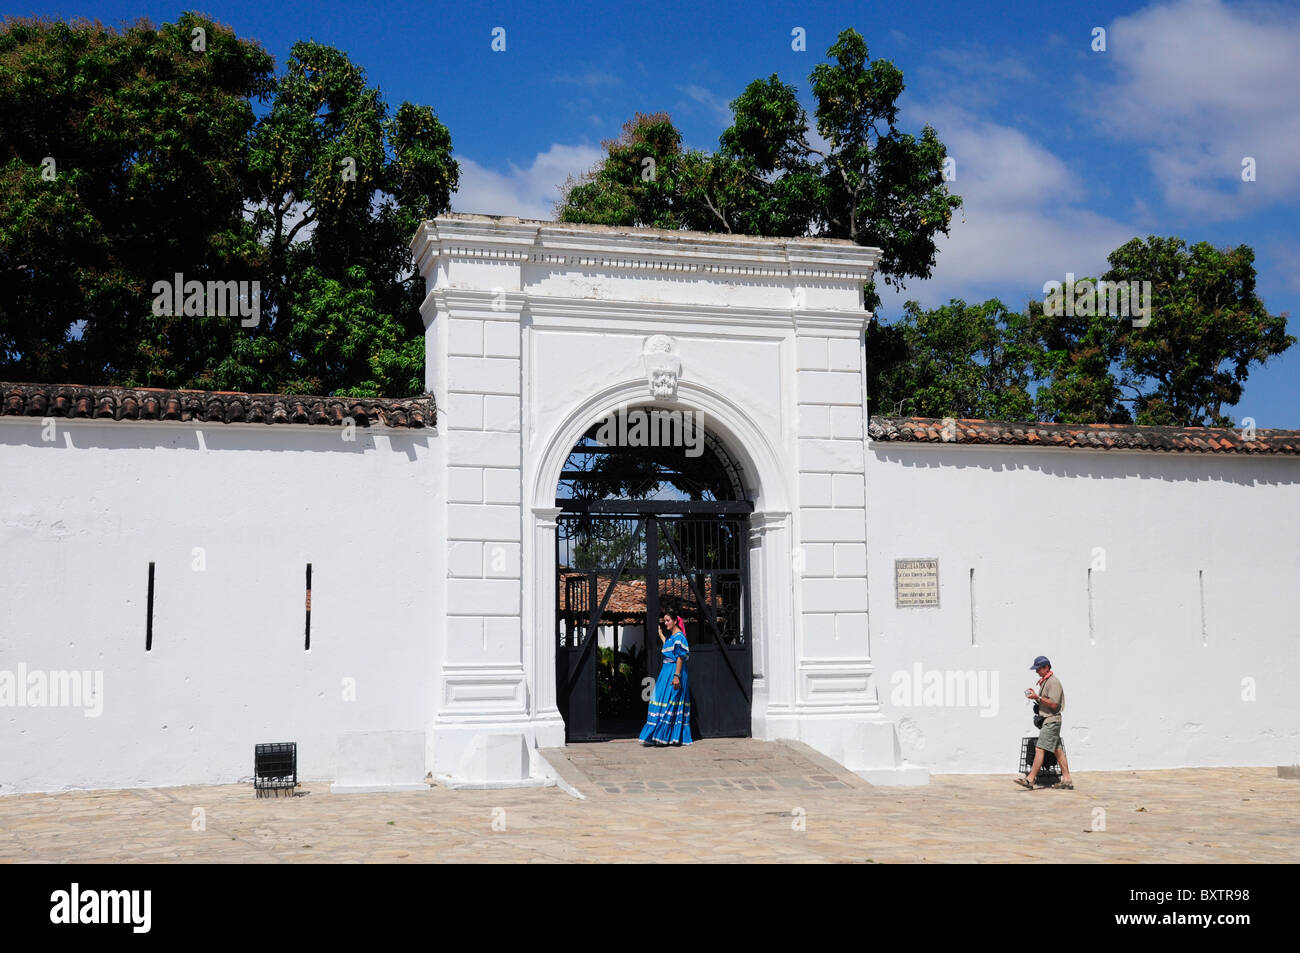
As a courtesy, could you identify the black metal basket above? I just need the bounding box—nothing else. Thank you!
[1019,735,1061,785]
[254,742,297,797]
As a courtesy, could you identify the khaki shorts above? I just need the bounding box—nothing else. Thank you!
[1036,719,1064,753]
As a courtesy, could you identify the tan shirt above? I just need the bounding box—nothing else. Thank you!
[1038,674,1064,724]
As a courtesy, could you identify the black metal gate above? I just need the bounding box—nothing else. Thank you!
[557,503,752,741]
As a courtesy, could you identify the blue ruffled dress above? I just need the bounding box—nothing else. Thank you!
[639,629,693,745]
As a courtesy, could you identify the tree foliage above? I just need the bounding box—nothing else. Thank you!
[244,40,458,396]
[2,18,1289,424]
[559,112,686,229]
[1025,275,1133,424]
[1022,238,1293,427]
[558,29,962,310]
[0,15,457,396]
[867,299,1036,420]
[0,13,273,386]
[869,238,1292,427]
[1105,237,1291,427]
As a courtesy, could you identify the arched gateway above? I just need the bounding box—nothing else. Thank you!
[412,213,920,786]
[554,403,755,742]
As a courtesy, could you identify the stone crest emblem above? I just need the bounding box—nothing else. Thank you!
[642,335,682,399]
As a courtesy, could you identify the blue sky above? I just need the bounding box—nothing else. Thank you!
[16,0,1300,425]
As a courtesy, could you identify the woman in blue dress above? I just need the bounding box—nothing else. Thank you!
[639,609,693,746]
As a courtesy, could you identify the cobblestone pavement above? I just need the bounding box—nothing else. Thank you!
[0,739,1296,863]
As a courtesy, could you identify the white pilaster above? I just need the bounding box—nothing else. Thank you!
[529,506,565,738]
[750,510,796,739]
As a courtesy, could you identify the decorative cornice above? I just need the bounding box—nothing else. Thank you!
[430,287,527,318]
[867,415,1300,456]
[1,383,436,429]
[411,213,882,284]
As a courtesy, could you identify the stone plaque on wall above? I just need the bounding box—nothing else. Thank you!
[895,558,940,607]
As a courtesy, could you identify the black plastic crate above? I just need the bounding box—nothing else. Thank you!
[254,742,297,797]
[1019,735,1061,785]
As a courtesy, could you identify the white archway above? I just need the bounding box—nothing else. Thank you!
[524,378,796,741]
[416,215,905,784]
[530,378,792,512]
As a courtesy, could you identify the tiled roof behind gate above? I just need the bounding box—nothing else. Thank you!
[558,570,718,620]
[867,416,1300,455]
[1,383,435,429]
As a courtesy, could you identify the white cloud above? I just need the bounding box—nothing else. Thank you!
[451,142,604,221]
[675,84,733,127]
[882,106,1136,310]
[1272,242,1300,293]
[1091,0,1300,218]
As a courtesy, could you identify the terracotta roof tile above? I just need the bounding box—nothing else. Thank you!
[867,415,1300,456]
[558,569,717,619]
[1,383,435,429]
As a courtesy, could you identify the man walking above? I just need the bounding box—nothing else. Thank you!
[1016,655,1074,789]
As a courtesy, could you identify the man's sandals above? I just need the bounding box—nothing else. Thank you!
[1014,775,1074,789]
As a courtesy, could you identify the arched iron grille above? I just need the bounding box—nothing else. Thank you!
[557,406,746,505]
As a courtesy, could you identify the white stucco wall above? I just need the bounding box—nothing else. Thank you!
[866,442,1300,774]
[7,215,1296,794]
[0,419,437,793]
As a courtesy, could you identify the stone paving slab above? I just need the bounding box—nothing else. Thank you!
[540,737,871,795]
[0,740,1296,863]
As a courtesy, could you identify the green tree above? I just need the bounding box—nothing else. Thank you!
[0,13,274,386]
[678,76,824,238]
[808,29,959,305]
[1107,237,1291,427]
[0,18,457,397]
[1030,238,1292,427]
[863,315,911,414]
[558,29,961,310]
[244,41,458,396]
[1028,281,1134,425]
[557,112,688,229]
[868,299,1036,420]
